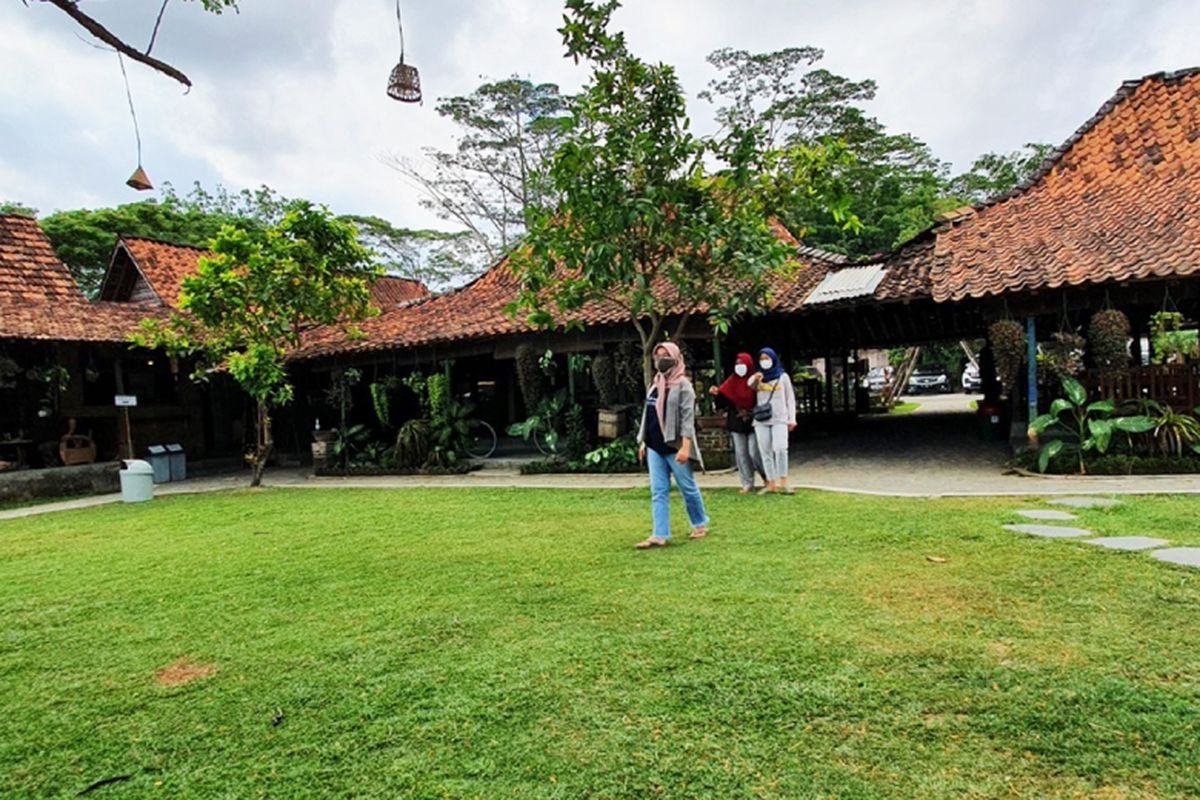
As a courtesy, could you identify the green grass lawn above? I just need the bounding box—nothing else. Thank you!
[889,401,921,415]
[4,488,1200,799]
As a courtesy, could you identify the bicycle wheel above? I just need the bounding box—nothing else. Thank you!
[462,420,497,459]
[533,427,558,456]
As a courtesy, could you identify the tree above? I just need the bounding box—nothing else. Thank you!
[28,0,237,88]
[340,215,473,291]
[510,0,856,386]
[384,77,573,274]
[949,143,1056,203]
[701,47,955,257]
[134,204,381,487]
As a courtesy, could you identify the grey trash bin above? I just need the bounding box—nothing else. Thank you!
[119,459,155,503]
[166,443,186,481]
[146,445,170,483]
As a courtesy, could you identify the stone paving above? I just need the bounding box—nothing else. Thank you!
[999,496,1200,570]
[1003,523,1095,538]
[1015,509,1078,521]
[1084,537,1170,551]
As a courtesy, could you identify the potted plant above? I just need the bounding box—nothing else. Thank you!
[592,353,627,439]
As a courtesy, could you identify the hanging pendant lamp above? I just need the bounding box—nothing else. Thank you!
[386,0,422,103]
[118,52,154,191]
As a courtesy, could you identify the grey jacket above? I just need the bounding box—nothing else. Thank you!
[637,378,704,468]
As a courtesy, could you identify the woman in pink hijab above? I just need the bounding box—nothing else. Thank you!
[634,342,710,549]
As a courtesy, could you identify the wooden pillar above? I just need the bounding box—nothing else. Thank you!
[1025,316,1038,423]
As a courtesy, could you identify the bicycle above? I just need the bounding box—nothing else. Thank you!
[460,418,498,459]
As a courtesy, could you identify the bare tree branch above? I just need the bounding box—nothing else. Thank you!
[39,0,192,88]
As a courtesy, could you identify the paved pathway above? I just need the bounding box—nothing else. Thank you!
[2,403,1199,521]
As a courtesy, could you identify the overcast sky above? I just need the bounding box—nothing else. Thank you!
[3,0,1198,232]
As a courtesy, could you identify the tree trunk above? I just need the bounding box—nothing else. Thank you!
[250,400,273,488]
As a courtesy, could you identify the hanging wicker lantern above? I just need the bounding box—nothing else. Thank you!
[386,0,421,104]
[387,60,422,103]
[126,165,153,192]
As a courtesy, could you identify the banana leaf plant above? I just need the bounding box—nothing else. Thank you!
[1029,376,1155,474]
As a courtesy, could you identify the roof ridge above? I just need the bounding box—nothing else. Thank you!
[0,212,38,222]
[972,66,1200,211]
[119,233,213,252]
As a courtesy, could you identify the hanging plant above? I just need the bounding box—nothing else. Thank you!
[1149,311,1199,365]
[614,341,643,397]
[0,356,18,389]
[989,320,1026,394]
[1039,331,1087,384]
[591,353,618,407]
[1088,309,1131,372]
[515,343,544,415]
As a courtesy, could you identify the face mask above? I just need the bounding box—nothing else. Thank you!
[759,360,773,371]
[656,357,677,374]
[734,364,748,377]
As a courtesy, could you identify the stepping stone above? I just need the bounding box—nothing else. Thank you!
[1083,537,1169,552]
[1015,509,1078,521]
[1003,524,1094,539]
[1047,497,1121,509]
[1151,548,1200,568]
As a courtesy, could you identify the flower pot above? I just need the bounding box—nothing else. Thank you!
[313,430,335,443]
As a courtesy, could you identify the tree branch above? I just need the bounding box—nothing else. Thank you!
[40,0,192,88]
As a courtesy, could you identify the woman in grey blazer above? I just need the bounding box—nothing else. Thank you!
[634,342,710,549]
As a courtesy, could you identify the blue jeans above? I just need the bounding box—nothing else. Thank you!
[647,448,710,539]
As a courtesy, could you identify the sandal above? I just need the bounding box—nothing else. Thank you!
[757,486,775,496]
[689,527,709,540]
[634,537,669,550]
[739,487,753,495]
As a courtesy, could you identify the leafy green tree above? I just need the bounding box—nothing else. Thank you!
[0,202,37,216]
[949,143,1055,203]
[134,204,381,487]
[385,77,573,271]
[701,47,955,256]
[511,0,856,386]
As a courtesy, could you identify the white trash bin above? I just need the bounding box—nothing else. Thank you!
[119,460,155,503]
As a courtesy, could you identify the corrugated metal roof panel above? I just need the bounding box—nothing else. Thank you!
[805,264,886,305]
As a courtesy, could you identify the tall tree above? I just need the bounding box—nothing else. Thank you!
[949,143,1056,204]
[701,47,955,256]
[339,215,471,291]
[28,0,238,88]
[511,0,856,386]
[385,77,573,273]
[134,204,381,487]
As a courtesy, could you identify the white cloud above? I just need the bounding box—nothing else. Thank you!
[4,0,1199,230]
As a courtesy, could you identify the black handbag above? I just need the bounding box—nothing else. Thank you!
[752,402,773,422]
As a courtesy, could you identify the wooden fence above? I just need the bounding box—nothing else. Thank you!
[1084,364,1200,411]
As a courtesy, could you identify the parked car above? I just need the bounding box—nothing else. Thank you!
[961,363,982,392]
[907,366,952,394]
[861,366,892,394]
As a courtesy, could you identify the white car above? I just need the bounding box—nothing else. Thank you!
[962,363,982,392]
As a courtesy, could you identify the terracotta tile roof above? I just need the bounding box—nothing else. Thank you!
[931,67,1200,302]
[294,221,834,360]
[0,301,166,343]
[0,216,166,343]
[117,236,212,308]
[370,275,430,308]
[0,214,85,305]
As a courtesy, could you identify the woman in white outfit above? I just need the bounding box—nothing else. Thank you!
[747,347,797,494]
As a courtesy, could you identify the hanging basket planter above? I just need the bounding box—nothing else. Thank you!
[387,61,422,103]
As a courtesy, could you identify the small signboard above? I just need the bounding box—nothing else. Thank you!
[114,395,138,408]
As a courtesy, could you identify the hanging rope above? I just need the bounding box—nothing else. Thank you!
[147,0,172,55]
[117,52,143,167]
[395,0,406,62]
